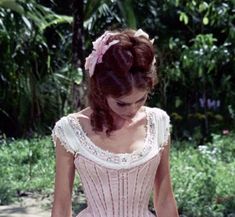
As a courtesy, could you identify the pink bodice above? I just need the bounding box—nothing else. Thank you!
[52,107,170,217]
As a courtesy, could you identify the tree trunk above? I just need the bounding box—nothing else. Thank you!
[72,0,88,110]
[72,0,84,69]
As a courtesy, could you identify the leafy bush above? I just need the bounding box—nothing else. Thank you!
[171,133,235,217]
[0,1,79,138]
[0,136,55,204]
[0,135,82,205]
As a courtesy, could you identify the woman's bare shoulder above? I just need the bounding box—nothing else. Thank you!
[70,106,93,119]
[69,107,94,132]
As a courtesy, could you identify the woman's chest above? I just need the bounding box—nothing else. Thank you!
[87,123,147,154]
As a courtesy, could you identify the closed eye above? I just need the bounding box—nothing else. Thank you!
[116,102,127,107]
[116,97,146,107]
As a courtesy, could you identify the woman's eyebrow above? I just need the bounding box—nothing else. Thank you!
[116,94,147,105]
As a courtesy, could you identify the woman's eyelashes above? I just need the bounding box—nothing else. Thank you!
[116,102,127,107]
[116,97,146,107]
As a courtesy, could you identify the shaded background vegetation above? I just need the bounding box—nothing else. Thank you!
[0,0,234,141]
[0,0,234,216]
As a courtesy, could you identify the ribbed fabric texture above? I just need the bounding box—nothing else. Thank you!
[51,106,170,217]
[74,154,160,217]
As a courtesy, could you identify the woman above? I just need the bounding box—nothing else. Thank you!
[51,28,179,217]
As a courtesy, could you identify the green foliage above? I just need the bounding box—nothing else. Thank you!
[0,133,234,215]
[0,0,72,32]
[171,133,235,216]
[158,0,235,140]
[0,1,80,137]
[0,136,55,204]
[0,180,15,205]
[84,0,137,32]
[207,133,235,163]
[1,0,235,140]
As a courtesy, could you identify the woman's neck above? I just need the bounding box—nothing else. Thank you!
[110,107,144,131]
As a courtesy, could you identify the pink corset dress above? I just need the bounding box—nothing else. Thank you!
[52,107,170,217]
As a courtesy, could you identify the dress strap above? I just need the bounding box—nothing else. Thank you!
[51,116,80,155]
[151,107,171,149]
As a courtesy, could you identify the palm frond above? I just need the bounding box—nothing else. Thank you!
[0,0,73,32]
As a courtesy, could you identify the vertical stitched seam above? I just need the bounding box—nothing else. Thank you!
[122,172,124,217]
[132,167,140,217]
[83,161,102,217]
[94,165,107,214]
[138,163,151,217]
[76,163,91,209]
[118,170,120,217]
[107,169,115,216]
[143,159,156,213]
[126,172,129,217]
[78,160,97,216]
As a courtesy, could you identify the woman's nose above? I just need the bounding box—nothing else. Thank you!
[127,104,139,115]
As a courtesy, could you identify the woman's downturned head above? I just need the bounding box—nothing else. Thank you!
[87,28,157,136]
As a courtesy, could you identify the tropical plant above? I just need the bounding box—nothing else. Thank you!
[1,0,234,140]
[0,0,80,137]
[144,0,235,141]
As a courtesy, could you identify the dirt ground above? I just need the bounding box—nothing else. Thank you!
[0,191,86,217]
[0,195,52,217]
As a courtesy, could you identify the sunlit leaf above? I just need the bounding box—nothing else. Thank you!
[179,11,189,25]
[203,16,209,25]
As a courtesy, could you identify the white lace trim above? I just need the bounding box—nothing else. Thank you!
[67,107,156,165]
[161,111,171,147]
[51,117,76,155]
[51,107,171,167]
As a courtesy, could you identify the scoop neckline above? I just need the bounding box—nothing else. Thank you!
[68,106,150,157]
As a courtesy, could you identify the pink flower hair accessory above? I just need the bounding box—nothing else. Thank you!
[134,29,155,44]
[134,29,156,65]
[85,31,119,77]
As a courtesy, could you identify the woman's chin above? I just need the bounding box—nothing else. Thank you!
[113,112,136,122]
[121,114,135,121]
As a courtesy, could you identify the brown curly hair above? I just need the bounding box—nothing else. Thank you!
[87,29,157,137]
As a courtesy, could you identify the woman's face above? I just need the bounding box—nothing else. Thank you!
[106,88,148,120]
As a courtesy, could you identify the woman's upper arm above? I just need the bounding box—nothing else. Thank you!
[153,138,179,216]
[52,137,75,216]
[153,108,172,200]
[153,137,174,205]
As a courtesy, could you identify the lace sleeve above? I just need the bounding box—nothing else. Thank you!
[160,111,170,148]
[153,108,171,149]
[51,117,76,155]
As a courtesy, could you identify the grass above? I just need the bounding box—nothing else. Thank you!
[0,133,234,217]
[170,134,235,216]
[0,136,55,204]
